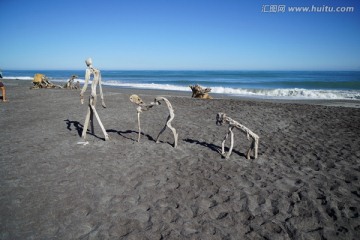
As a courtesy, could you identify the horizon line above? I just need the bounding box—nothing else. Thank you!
[2,68,360,72]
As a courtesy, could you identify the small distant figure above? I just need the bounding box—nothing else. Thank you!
[0,69,3,78]
[0,80,8,102]
[63,75,80,89]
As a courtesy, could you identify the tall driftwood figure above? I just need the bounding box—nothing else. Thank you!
[216,112,259,159]
[80,58,109,141]
[129,94,178,148]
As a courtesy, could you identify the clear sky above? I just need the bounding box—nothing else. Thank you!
[0,0,359,70]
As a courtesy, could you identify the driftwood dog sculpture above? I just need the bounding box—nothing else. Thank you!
[216,112,259,159]
[80,58,109,141]
[130,94,178,148]
[189,84,213,99]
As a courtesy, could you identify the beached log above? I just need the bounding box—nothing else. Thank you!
[216,112,259,159]
[189,84,213,99]
[31,73,62,89]
[80,58,109,141]
[63,75,80,89]
[130,94,178,148]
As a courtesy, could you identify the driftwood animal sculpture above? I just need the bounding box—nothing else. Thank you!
[130,94,178,148]
[63,75,80,89]
[80,58,109,141]
[31,73,61,89]
[189,84,213,99]
[216,112,259,159]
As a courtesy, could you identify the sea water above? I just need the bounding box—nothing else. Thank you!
[2,70,360,100]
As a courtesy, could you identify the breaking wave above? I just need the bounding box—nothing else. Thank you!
[4,75,360,100]
[102,81,360,100]
[210,86,360,100]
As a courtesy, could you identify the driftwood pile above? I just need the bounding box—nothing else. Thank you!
[31,74,80,90]
[189,84,213,99]
[30,74,62,89]
[63,75,80,89]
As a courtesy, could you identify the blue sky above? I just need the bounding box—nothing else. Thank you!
[0,0,359,70]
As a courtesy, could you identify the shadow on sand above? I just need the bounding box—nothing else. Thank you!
[106,129,157,143]
[64,119,106,141]
[183,138,246,158]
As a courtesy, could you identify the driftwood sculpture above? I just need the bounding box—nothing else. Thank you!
[130,94,178,148]
[63,75,80,89]
[31,73,62,89]
[216,112,259,159]
[189,84,213,99]
[80,58,109,141]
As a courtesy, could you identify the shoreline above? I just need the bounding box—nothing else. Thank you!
[2,78,360,108]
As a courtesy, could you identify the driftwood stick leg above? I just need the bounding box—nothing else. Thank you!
[137,112,141,142]
[254,137,259,159]
[167,111,178,147]
[246,149,251,160]
[168,124,178,148]
[246,140,254,160]
[90,105,109,140]
[156,97,178,148]
[226,127,234,159]
[82,106,91,139]
[166,117,178,148]
[221,131,229,156]
[246,137,259,159]
[156,116,169,144]
[90,108,94,135]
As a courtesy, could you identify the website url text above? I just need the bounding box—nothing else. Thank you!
[262,5,355,13]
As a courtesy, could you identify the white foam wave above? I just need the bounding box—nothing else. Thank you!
[102,81,360,100]
[4,77,359,100]
[104,81,189,92]
[4,76,34,80]
[211,87,360,100]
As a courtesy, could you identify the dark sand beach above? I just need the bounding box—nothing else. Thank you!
[1,79,359,239]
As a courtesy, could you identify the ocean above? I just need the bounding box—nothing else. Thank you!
[2,70,360,100]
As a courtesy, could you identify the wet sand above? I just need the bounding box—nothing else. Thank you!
[1,79,359,239]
